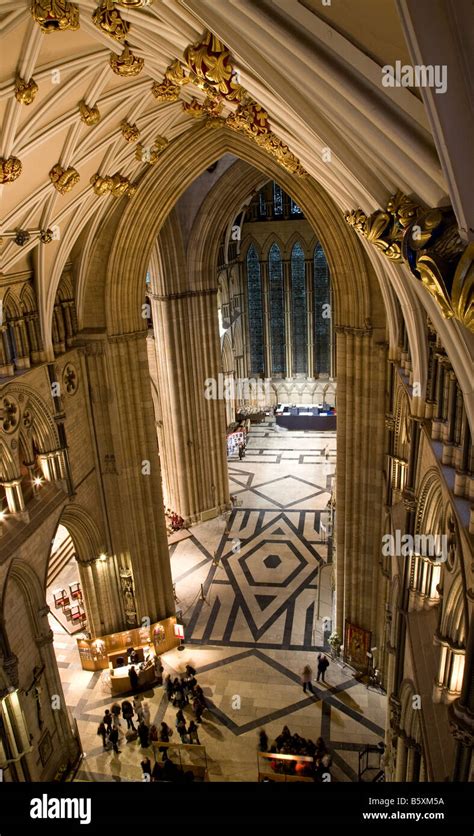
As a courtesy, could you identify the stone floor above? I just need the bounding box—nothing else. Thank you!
[51,424,386,782]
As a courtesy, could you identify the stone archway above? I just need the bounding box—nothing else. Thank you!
[77,124,389,642]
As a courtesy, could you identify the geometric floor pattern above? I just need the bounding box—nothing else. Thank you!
[52,423,387,782]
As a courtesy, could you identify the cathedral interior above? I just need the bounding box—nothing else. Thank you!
[0,0,472,794]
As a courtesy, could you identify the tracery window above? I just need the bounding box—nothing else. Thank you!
[313,243,330,375]
[291,242,307,374]
[273,182,283,216]
[269,243,285,374]
[246,244,264,374]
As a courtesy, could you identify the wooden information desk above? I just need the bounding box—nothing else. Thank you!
[76,616,180,696]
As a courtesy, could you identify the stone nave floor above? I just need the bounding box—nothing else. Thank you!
[51,424,386,782]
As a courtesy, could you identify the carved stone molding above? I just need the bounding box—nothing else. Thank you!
[63,362,79,395]
[79,100,101,126]
[49,163,80,194]
[31,0,80,33]
[15,77,39,105]
[0,156,22,183]
[345,192,473,332]
[110,45,144,76]
[93,1,130,41]
[1,395,20,433]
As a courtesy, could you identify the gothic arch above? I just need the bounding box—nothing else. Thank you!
[78,124,379,339]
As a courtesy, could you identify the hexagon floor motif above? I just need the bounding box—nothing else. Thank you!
[263,554,281,569]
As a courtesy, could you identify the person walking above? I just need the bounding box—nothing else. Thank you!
[140,756,152,779]
[317,653,330,683]
[193,696,204,724]
[258,729,268,752]
[103,709,112,731]
[111,702,122,728]
[187,720,200,745]
[142,700,151,725]
[121,699,135,731]
[128,665,139,691]
[164,674,173,701]
[138,720,150,748]
[134,696,144,723]
[97,721,107,749]
[301,664,314,693]
[108,726,120,754]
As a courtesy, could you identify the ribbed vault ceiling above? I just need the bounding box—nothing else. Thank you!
[1,0,448,285]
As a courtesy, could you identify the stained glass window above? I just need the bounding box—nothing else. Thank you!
[291,242,307,374]
[313,243,330,375]
[269,243,285,374]
[290,198,302,215]
[273,182,283,216]
[246,244,264,375]
[259,191,267,218]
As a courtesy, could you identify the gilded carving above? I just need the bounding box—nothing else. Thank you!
[165,59,190,87]
[40,229,54,243]
[0,156,22,183]
[135,137,168,164]
[182,96,223,119]
[183,31,245,102]
[116,0,153,6]
[15,77,39,105]
[110,45,144,76]
[151,78,180,102]
[90,172,135,197]
[31,0,80,32]
[92,0,130,41]
[49,163,80,193]
[79,100,101,126]
[227,100,270,137]
[120,120,140,142]
[90,173,113,195]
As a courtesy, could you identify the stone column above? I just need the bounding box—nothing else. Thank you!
[305,259,314,379]
[395,736,408,781]
[2,478,25,514]
[83,333,175,626]
[0,326,14,376]
[334,326,387,641]
[151,289,230,524]
[449,614,474,781]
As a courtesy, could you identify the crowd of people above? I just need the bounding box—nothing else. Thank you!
[97,663,207,781]
[259,726,332,781]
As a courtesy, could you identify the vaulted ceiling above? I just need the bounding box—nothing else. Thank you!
[1,0,449,284]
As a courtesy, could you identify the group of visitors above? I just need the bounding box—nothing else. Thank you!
[259,726,332,781]
[97,696,153,753]
[164,664,207,725]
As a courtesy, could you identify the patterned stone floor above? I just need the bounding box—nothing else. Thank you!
[51,424,387,782]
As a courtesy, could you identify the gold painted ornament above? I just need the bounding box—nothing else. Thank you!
[116,0,153,6]
[31,0,80,33]
[165,59,190,87]
[151,78,180,102]
[346,191,473,332]
[79,100,101,126]
[15,77,39,105]
[90,172,135,197]
[0,156,22,183]
[183,31,245,102]
[110,45,144,76]
[49,163,80,193]
[120,120,140,142]
[92,0,130,42]
[135,137,168,164]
